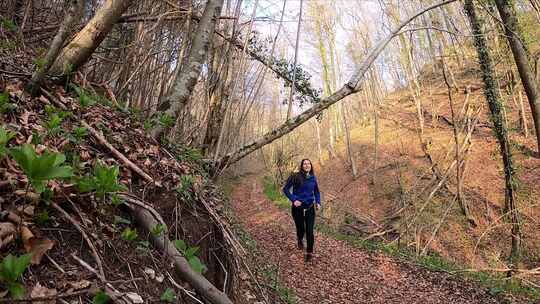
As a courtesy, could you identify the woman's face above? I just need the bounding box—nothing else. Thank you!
[302,160,312,173]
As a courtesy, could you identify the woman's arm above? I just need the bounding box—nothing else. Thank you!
[282,175,297,203]
[314,179,321,206]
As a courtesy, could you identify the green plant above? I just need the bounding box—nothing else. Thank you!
[33,58,47,70]
[179,147,203,162]
[69,126,88,143]
[0,18,17,32]
[0,91,16,113]
[143,119,154,131]
[45,113,63,136]
[10,144,73,193]
[160,288,176,303]
[151,224,165,236]
[30,131,42,145]
[121,227,138,242]
[176,174,195,193]
[35,210,51,225]
[78,162,127,199]
[173,239,207,274]
[72,85,97,108]
[0,254,32,299]
[110,194,125,207]
[0,126,16,159]
[44,106,71,137]
[92,290,110,304]
[262,176,290,209]
[158,113,175,127]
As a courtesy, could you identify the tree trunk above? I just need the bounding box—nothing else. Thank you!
[214,0,458,170]
[49,0,134,76]
[27,0,84,95]
[150,0,224,140]
[463,0,521,264]
[441,56,477,226]
[518,91,529,137]
[342,104,358,178]
[495,0,540,155]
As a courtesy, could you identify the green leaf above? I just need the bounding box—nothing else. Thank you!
[184,246,199,259]
[188,256,207,274]
[160,288,176,303]
[8,282,25,299]
[10,144,36,176]
[10,145,73,193]
[121,228,138,242]
[151,224,165,236]
[173,239,186,252]
[0,254,31,283]
[0,91,8,103]
[77,176,96,193]
[92,290,110,304]
[0,126,16,158]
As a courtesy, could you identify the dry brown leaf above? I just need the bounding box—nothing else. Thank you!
[20,111,31,126]
[0,222,16,249]
[21,226,55,264]
[68,279,91,290]
[21,225,34,251]
[30,282,57,304]
[38,95,50,105]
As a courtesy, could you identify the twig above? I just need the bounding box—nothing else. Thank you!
[81,121,157,185]
[46,254,65,274]
[166,271,205,304]
[50,202,105,280]
[71,254,131,304]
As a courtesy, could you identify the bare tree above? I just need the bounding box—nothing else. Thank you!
[150,0,224,139]
[49,0,134,76]
[494,0,540,155]
[463,0,521,264]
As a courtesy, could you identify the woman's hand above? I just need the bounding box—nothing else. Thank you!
[293,200,302,207]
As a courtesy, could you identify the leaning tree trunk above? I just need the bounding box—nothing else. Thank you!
[214,0,458,171]
[494,0,540,155]
[49,0,134,76]
[27,0,84,95]
[463,0,521,264]
[150,0,224,140]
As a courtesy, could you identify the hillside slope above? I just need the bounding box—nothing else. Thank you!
[315,60,540,293]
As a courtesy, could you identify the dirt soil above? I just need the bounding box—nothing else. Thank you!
[230,176,524,304]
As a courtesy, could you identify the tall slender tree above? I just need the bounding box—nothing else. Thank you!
[494,0,540,155]
[463,0,521,263]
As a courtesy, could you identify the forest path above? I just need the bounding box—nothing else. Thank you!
[230,177,507,304]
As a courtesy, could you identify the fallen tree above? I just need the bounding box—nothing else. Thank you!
[213,0,459,172]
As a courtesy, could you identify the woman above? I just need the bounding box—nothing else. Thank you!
[282,159,321,262]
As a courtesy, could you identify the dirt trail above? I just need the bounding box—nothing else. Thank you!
[231,177,513,304]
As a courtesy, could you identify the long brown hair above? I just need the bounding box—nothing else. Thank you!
[291,158,314,189]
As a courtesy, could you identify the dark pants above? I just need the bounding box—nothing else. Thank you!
[291,205,315,253]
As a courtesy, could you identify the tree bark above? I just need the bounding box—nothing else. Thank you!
[150,0,224,140]
[463,0,521,263]
[214,0,458,171]
[494,0,540,155]
[49,0,134,76]
[27,0,84,95]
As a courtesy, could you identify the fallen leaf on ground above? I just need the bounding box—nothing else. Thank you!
[0,222,16,249]
[67,280,91,291]
[21,226,55,264]
[30,282,57,304]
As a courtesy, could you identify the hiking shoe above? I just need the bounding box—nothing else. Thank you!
[297,242,304,250]
[305,253,313,263]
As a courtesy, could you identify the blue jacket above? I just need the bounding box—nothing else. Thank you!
[283,173,321,209]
